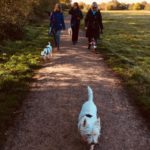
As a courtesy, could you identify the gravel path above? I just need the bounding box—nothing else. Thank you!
[3,18,150,150]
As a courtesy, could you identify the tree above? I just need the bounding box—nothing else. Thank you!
[59,0,71,3]
[128,3,134,10]
[0,0,60,40]
[141,1,147,9]
[106,0,121,10]
[99,3,107,10]
[144,3,150,10]
[133,3,142,10]
[79,2,86,9]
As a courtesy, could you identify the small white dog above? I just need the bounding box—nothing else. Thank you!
[78,86,101,150]
[68,27,72,36]
[41,42,52,61]
[90,38,97,50]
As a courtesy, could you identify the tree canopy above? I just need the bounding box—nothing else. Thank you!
[0,0,66,40]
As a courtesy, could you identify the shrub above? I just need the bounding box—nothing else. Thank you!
[133,3,142,10]
[0,0,60,40]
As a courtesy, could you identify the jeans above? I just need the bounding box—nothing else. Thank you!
[53,30,61,48]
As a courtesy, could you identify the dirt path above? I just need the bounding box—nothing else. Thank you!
[3,18,150,150]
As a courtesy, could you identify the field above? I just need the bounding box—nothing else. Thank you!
[0,22,51,145]
[99,11,150,120]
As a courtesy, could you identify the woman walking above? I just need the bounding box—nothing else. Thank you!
[50,3,65,50]
[85,2,103,50]
[69,2,83,45]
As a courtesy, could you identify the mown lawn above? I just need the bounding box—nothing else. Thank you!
[0,21,51,146]
[99,11,150,121]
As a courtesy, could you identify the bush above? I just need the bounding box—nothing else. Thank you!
[133,3,142,10]
[61,3,71,10]
[0,0,60,40]
[99,0,149,10]
[33,0,59,17]
[0,0,33,40]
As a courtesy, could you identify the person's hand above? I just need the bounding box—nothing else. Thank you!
[85,27,88,30]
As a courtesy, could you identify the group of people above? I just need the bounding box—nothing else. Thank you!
[49,2,103,51]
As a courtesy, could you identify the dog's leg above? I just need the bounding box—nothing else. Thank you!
[47,54,51,61]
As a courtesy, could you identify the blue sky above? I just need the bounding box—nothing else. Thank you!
[72,0,150,4]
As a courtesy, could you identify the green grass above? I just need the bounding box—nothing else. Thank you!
[0,20,51,146]
[99,11,150,121]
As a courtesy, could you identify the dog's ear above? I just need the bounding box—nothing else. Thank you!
[83,119,87,127]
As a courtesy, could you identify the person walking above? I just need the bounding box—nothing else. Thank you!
[85,2,103,50]
[50,3,65,50]
[69,2,83,45]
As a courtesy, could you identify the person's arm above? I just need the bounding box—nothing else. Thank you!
[45,10,51,16]
[50,12,54,28]
[61,13,66,30]
[69,8,73,15]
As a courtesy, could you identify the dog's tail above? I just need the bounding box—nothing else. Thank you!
[87,86,93,102]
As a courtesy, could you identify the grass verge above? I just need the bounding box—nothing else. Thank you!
[99,11,150,123]
[0,20,51,147]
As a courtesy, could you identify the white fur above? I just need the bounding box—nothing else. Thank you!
[68,27,72,36]
[90,39,97,49]
[78,86,101,145]
[90,145,95,150]
[41,42,52,60]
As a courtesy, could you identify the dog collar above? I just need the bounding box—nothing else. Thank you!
[79,114,93,122]
[85,114,93,118]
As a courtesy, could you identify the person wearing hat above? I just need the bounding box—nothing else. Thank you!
[85,2,103,50]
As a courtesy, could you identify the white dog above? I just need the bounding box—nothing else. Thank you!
[41,42,52,61]
[68,27,72,36]
[90,38,97,50]
[78,86,101,150]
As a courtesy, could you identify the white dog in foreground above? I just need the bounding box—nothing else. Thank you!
[78,86,101,150]
[41,42,52,61]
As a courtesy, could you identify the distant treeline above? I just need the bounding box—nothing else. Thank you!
[79,0,150,11]
[0,0,70,40]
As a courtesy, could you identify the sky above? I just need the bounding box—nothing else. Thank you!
[72,0,150,4]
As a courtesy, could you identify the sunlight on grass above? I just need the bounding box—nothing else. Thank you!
[0,20,51,145]
[99,11,150,117]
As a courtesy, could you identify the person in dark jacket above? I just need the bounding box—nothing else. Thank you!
[50,3,65,50]
[69,2,83,45]
[85,2,103,50]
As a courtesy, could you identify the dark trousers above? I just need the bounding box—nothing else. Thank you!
[72,24,79,43]
[53,30,61,48]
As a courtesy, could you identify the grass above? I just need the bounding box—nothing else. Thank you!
[99,11,150,121]
[0,20,51,146]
